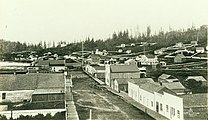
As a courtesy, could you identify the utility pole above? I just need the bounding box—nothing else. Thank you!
[82,40,84,67]
[89,109,92,120]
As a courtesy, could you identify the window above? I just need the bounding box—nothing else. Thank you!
[2,93,6,99]
[151,101,153,107]
[166,105,169,112]
[177,110,180,118]
[173,108,175,116]
[140,95,142,101]
[160,103,163,111]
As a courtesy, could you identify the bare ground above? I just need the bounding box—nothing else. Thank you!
[71,71,155,120]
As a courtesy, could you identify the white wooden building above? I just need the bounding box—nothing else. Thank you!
[128,81,184,120]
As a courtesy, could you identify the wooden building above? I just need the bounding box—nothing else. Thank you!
[105,64,140,87]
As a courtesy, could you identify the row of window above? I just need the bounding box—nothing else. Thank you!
[138,94,181,119]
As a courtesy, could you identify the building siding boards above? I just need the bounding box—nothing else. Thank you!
[174,54,186,63]
[105,64,140,87]
[0,90,34,103]
[128,81,184,120]
[0,73,65,104]
[32,93,65,102]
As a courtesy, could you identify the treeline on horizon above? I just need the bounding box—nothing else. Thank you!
[0,25,207,56]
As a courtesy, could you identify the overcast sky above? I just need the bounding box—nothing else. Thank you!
[0,0,208,44]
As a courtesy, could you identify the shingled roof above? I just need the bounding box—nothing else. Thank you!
[0,73,64,91]
[110,65,139,73]
[139,82,176,95]
[162,82,186,90]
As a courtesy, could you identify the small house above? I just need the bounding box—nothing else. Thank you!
[158,74,179,83]
[65,58,81,70]
[175,42,184,48]
[190,41,198,46]
[196,47,205,53]
[174,54,186,63]
[118,49,123,53]
[131,43,135,46]
[124,59,137,65]
[126,50,131,54]
[138,67,146,78]
[185,76,207,87]
[113,79,129,93]
[121,44,125,48]
[94,66,105,79]
[161,82,187,95]
[88,54,108,65]
[136,54,158,65]
[154,48,166,55]
[36,60,50,72]
[49,60,65,73]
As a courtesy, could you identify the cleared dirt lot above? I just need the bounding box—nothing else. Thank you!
[71,71,155,120]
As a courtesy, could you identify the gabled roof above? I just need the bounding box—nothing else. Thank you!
[159,74,170,79]
[93,66,105,70]
[186,76,206,82]
[90,54,109,59]
[128,78,154,84]
[158,74,178,82]
[110,65,139,73]
[175,54,186,58]
[125,59,136,63]
[0,74,37,91]
[196,47,204,50]
[36,60,49,66]
[49,60,65,66]
[139,82,164,93]
[162,82,186,90]
[65,62,81,67]
[65,58,77,63]
[115,78,153,85]
[0,73,64,91]
[137,82,176,95]
[145,54,156,58]
[37,74,64,89]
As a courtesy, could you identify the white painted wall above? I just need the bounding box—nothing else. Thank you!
[155,92,184,120]
[128,82,184,120]
[0,90,34,103]
[105,64,111,86]
[139,88,155,111]
[128,82,139,102]
[51,66,65,72]
[85,65,96,75]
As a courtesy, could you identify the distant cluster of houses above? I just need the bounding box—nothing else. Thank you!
[84,47,207,120]
[155,41,208,64]
[0,40,207,120]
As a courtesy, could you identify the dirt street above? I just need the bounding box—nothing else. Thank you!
[70,71,155,120]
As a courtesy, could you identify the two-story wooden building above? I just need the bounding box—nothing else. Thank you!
[105,64,140,88]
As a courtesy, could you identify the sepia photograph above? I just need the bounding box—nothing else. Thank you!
[0,0,207,120]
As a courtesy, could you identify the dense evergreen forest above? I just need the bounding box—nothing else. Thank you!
[0,25,207,56]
